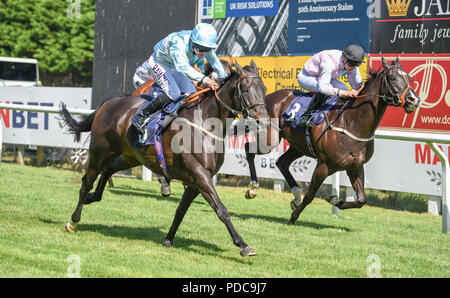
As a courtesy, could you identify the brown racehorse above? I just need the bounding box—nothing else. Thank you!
[243,57,420,225]
[60,60,269,256]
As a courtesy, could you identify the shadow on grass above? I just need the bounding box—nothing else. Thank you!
[107,187,206,207]
[227,211,354,232]
[45,217,229,257]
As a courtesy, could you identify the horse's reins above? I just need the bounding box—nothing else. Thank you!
[187,74,265,118]
[321,66,413,142]
[181,73,267,140]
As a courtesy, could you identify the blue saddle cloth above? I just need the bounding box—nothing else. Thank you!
[282,93,339,128]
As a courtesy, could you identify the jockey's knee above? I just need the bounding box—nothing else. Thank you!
[167,90,181,101]
[133,73,145,89]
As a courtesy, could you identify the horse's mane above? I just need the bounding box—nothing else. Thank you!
[204,59,240,85]
[360,65,383,94]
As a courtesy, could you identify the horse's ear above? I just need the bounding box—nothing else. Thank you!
[396,56,401,67]
[233,61,244,75]
[220,59,232,76]
[250,60,258,73]
[381,56,389,69]
[229,56,234,67]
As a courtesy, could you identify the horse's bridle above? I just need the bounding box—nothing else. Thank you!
[380,67,414,107]
[214,74,266,119]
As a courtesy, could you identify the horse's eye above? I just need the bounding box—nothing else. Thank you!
[389,75,396,81]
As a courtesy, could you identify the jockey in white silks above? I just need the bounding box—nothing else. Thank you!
[131,23,228,133]
[296,44,365,127]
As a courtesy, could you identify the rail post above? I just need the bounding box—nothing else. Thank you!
[428,142,450,234]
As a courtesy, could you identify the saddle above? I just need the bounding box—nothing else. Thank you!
[131,79,215,180]
[282,92,339,128]
[132,79,212,141]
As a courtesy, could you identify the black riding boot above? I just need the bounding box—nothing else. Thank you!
[296,92,327,128]
[131,93,172,134]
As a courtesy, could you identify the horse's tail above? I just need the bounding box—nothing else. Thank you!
[59,102,97,143]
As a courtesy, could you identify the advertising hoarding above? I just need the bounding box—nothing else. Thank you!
[287,0,370,55]
[0,87,92,149]
[370,54,450,134]
[370,0,450,54]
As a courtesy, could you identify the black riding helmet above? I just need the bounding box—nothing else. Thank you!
[343,45,365,67]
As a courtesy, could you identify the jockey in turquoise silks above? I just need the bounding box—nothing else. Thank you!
[131,23,228,134]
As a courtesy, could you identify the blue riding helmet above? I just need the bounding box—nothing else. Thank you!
[190,23,218,50]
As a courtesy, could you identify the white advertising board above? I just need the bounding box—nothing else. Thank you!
[219,133,449,197]
[0,87,92,149]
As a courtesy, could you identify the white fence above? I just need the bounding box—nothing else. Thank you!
[0,87,449,233]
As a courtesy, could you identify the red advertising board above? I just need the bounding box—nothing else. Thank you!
[370,54,450,134]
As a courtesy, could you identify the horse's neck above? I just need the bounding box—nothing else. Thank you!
[181,79,237,135]
[345,74,388,137]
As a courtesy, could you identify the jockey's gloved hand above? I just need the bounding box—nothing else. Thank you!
[204,77,220,90]
[340,89,358,98]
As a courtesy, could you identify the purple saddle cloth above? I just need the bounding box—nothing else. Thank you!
[134,100,179,146]
[282,93,339,128]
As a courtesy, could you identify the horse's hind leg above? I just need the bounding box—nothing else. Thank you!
[64,167,100,232]
[64,147,117,232]
[275,147,304,210]
[331,166,366,210]
[85,155,140,204]
[164,184,200,247]
[287,162,330,225]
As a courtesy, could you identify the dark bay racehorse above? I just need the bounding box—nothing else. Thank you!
[243,57,420,225]
[60,60,269,256]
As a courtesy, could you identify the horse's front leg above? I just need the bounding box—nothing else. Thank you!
[275,147,304,210]
[164,184,199,247]
[331,166,367,209]
[244,121,280,199]
[288,162,330,225]
[244,142,259,199]
[193,164,255,256]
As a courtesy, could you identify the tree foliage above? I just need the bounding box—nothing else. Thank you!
[0,0,95,86]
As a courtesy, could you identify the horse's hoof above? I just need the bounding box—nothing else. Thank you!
[325,195,340,206]
[286,220,294,226]
[245,189,257,199]
[163,239,173,247]
[249,181,259,189]
[161,186,171,197]
[240,246,257,257]
[64,222,77,233]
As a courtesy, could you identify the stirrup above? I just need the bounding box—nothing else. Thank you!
[296,115,313,128]
[131,115,146,134]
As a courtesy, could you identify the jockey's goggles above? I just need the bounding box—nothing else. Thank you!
[346,59,362,67]
[193,43,212,53]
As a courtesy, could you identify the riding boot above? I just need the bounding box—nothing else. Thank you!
[296,92,327,128]
[131,93,172,134]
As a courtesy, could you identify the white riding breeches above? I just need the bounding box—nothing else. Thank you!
[297,68,348,95]
[133,55,197,100]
